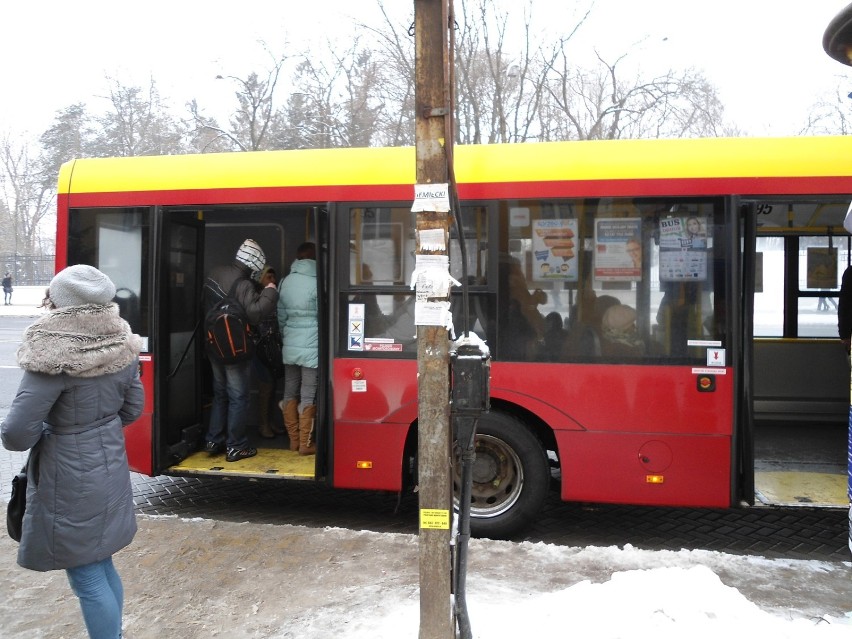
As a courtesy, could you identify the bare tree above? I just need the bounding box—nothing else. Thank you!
[541,47,731,140]
[448,0,594,143]
[185,100,234,153]
[0,136,55,268]
[336,47,385,147]
[39,104,96,180]
[191,46,290,152]
[367,0,728,143]
[279,41,386,149]
[95,77,186,156]
[212,71,283,151]
[800,79,852,135]
[360,2,416,146]
[275,58,339,149]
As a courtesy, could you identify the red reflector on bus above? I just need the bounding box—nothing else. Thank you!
[646,475,665,484]
[356,461,373,469]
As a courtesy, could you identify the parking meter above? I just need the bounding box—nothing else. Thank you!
[450,339,490,446]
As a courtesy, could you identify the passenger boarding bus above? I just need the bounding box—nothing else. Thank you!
[56,137,851,538]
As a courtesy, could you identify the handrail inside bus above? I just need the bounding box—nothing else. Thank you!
[756,225,848,234]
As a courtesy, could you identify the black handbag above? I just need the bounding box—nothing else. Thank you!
[256,321,285,378]
[7,457,28,542]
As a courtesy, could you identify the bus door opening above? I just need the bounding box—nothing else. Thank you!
[159,206,325,482]
[748,198,849,509]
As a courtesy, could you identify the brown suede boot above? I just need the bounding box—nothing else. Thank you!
[298,404,317,456]
[279,399,300,451]
[258,382,275,439]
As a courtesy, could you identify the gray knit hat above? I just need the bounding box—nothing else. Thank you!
[49,264,117,308]
[235,239,266,274]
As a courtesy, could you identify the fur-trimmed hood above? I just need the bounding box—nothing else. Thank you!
[17,303,143,377]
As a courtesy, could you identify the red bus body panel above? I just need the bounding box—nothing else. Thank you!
[332,359,418,490]
[125,355,155,476]
[497,362,733,507]
[332,357,733,506]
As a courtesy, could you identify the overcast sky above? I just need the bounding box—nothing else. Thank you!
[1,1,849,141]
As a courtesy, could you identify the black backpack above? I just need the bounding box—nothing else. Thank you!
[203,277,255,364]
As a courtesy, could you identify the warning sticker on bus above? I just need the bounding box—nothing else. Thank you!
[364,341,404,352]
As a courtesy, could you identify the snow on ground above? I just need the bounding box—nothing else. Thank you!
[1,504,851,638]
[346,539,852,639]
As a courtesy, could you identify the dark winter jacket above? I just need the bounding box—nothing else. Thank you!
[838,265,852,342]
[1,303,144,571]
[205,261,278,327]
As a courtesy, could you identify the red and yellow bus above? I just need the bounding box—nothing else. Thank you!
[57,136,851,538]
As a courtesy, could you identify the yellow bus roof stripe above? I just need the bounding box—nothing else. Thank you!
[59,137,852,195]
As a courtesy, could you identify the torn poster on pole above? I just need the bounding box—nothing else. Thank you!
[409,254,459,338]
[410,255,461,300]
[411,183,451,213]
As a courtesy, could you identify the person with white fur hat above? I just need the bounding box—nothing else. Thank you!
[203,239,278,462]
[601,303,646,357]
[2,263,144,638]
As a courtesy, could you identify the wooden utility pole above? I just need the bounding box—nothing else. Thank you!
[413,1,454,638]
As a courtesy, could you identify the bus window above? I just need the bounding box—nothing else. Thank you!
[496,198,722,363]
[797,235,846,337]
[67,207,150,341]
[449,206,489,285]
[349,207,414,286]
[345,205,493,353]
[753,200,852,338]
[754,236,784,337]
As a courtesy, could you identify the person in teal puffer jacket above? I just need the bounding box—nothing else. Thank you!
[277,242,318,455]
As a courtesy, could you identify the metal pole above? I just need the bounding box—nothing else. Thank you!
[414,1,454,638]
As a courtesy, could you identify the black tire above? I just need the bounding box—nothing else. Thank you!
[454,411,550,540]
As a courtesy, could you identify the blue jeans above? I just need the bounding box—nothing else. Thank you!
[66,556,123,639]
[282,364,318,412]
[207,358,252,449]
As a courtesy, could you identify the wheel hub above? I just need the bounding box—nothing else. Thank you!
[454,434,524,519]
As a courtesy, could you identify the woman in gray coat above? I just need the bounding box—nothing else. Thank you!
[1,265,143,639]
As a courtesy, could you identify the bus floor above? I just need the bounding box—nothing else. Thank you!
[169,446,316,480]
[753,420,848,507]
[168,392,317,481]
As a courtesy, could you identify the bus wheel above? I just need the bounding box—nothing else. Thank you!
[454,412,549,540]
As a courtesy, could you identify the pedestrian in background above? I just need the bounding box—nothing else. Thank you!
[2,271,12,305]
[1,264,144,639]
[278,242,318,455]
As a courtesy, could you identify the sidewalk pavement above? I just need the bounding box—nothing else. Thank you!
[0,286,49,319]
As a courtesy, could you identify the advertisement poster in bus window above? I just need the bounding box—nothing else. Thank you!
[659,216,707,281]
[532,219,578,282]
[357,222,404,285]
[593,218,641,282]
[805,247,837,289]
